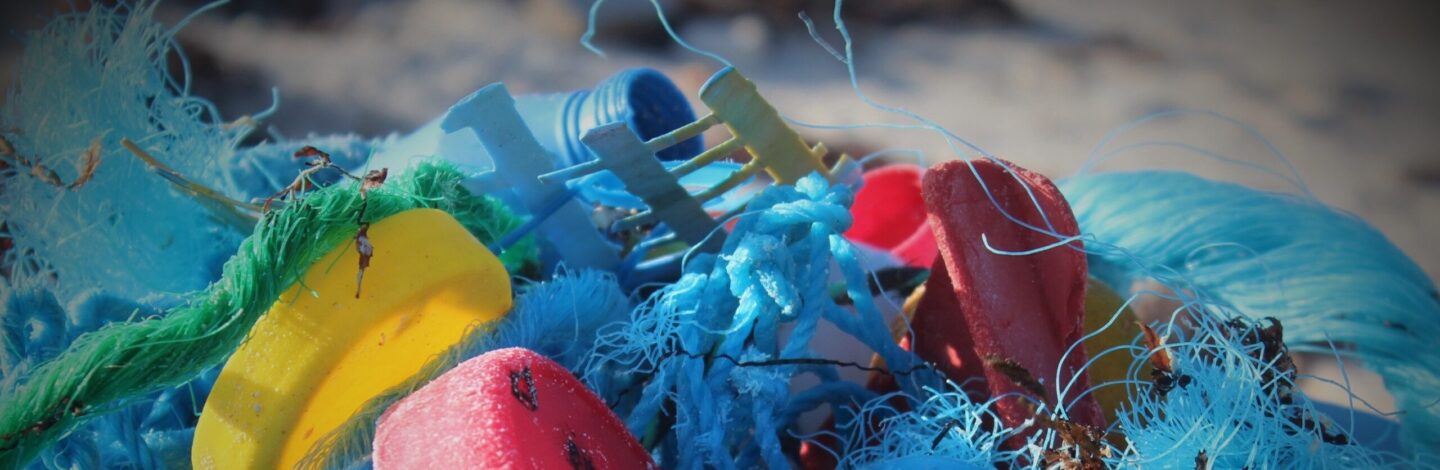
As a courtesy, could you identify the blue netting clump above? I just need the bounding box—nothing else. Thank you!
[0,1,252,303]
[579,174,937,468]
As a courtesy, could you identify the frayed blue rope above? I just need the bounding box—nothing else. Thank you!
[579,173,938,467]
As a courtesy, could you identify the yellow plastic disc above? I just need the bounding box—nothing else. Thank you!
[193,208,512,469]
[1081,278,1144,428]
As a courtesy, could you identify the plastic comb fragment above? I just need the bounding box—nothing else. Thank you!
[699,67,831,184]
[578,122,724,249]
[443,83,620,272]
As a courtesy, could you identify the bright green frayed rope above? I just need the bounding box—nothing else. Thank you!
[0,161,534,467]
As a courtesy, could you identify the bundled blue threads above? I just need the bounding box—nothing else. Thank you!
[1059,170,1440,454]
[475,268,634,370]
[0,283,67,383]
[1109,315,1422,468]
[831,388,1018,469]
[298,268,633,469]
[0,1,253,303]
[578,173,936,468]
[32,370,217,470]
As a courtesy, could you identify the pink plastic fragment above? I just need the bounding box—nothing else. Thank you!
[374,348,655,469]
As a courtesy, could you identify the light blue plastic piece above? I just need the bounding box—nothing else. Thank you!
[440,83,619,271]
[574,160,755,214]
[517,68,702,166]
[366,68,701,176]
[579,122,722,248]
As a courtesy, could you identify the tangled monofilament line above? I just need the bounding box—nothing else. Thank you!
[1061,171,1440,454]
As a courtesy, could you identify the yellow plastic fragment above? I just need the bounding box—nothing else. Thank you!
[192,208,512,469]
[699,67,831,184]
[1081,277,1145,428]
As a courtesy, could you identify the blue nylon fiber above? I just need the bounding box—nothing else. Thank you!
[1060,170,1440,458]
[31,371,217,470]
[464,268,632,371]
[1,284,161,387]
[830,388,1017,469]
[0,1,251,304]
[1108,314,1422,468]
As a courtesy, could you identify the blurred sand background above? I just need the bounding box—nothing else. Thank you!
[7,0,1433,278]
[3,0,1438,416]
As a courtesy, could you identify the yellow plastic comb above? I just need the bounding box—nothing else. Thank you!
[699,67,833,185]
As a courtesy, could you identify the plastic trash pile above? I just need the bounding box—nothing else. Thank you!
[1,2,1437,469]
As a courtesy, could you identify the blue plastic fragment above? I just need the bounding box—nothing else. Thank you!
[442,83,619,271]
[366,68,701,176]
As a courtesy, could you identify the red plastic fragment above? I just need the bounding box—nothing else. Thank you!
[845,164,937,267]
[918,158,1103,429]
[373,348,655,469]
[803,159,1103,469]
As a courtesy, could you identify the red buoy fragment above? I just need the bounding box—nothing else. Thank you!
[916,158,1103,429]
[804,159,1105,469]
[374,348,655,469]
